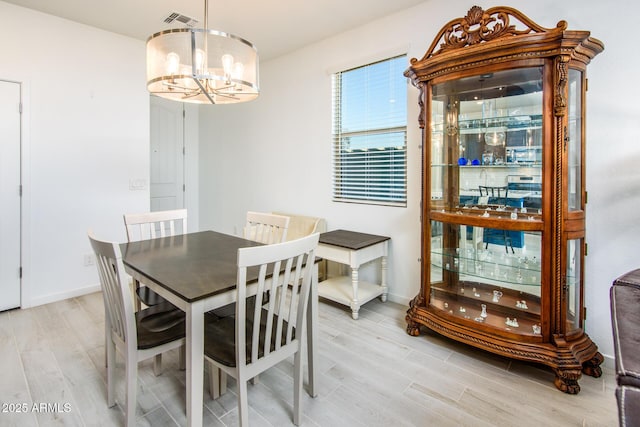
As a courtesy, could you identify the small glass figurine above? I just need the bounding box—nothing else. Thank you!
[480,304,488,318]
[492,290,503,303]
[459,306,466,313]
[505,317,520,328]
[532,324,541,334]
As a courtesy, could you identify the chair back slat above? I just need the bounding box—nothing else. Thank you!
[250,263,269,363]
[88,233,137,351]
[124,209,188,242]
[286,255,305,344]
[272,258,291,352]
[236,233,318,366]
[244,211,290,244]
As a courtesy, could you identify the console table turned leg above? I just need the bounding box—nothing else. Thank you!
[350,267,360,320]
[380,256,388,302]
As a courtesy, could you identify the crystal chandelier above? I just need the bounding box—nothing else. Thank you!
[146,0,259,104]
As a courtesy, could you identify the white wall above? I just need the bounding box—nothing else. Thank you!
[0,1,150,307]
[199,0,640,361]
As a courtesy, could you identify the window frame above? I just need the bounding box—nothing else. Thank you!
[331,55,408,207]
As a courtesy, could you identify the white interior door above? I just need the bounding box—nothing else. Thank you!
[150,95,185,212]
[0,81,21,311]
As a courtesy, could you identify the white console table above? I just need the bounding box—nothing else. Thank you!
[317,230,390,319]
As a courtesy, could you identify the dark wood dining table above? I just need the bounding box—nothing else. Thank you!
[121,230,319,427]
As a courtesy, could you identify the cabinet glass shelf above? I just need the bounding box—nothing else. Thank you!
[433,114,543,133]
[431,248,542,287]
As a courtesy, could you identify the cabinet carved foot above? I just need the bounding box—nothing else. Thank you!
[406,317,421,336]
[582,352,604,378]
[553,368,582,394]
[406,294,424,336]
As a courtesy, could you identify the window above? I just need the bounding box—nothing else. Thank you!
[332,55,407,206]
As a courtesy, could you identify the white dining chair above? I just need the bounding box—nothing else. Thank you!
[203,233,319,426]
[210,211,290,319]
[208,211,293,389]
[123,209,188,310]
[88,232,186,427]
[243,211,290,244]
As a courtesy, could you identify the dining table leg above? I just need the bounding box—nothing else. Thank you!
[186,301,205,427]
[306,264,318,397]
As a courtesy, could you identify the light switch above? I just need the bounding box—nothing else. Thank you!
[129,178,147,191]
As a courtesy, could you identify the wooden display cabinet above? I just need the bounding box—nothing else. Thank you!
[404,6,604,393]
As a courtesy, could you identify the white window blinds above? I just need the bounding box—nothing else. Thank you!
[332,55,407,206]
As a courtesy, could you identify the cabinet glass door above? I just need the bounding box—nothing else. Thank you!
[566,238,583,333]
[430,67,544,212]
[429,66,545,336]
[567,69,583,211]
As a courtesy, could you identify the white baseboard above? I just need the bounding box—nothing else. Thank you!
[24,283,101,309]
[386,292,411,306]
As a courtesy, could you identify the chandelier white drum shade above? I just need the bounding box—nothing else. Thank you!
[146,27,259,104]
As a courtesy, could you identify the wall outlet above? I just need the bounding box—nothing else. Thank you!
[84,254,95,267]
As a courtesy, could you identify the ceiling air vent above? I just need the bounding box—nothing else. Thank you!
[164,12,199,27]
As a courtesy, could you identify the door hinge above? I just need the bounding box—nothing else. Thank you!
[19,185,22,196]
[583,306,587,320]
[19,102,23,114]
[585,78,589,92]
[183,147,185,155]
[584,190,588,204]
[183,184,186,192]
[585,242,588,256]
[19,267,22,279]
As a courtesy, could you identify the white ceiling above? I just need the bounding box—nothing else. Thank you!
[4,0,426,60]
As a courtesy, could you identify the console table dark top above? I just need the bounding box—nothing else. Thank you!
[319,229,390,250]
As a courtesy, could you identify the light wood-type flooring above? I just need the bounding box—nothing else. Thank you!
[0,292,618,426]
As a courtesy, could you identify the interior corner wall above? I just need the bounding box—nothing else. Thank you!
[199,0,640,361]
[184,102,200,232]
[0,1,150,307]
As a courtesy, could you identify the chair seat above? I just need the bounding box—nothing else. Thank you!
[136,285,169,307]
[203,309,293,367]
[207,294,266,319]
[136,302,185,350]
